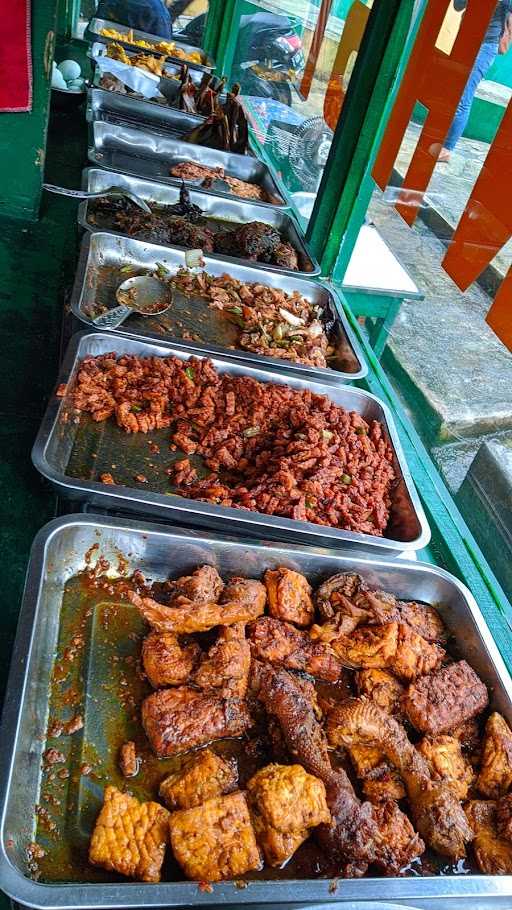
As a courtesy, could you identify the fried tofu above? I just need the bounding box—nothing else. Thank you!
[142,686,252,757]
[402,661,488,735]
[169,791,262,881]
[159,748,238,809]
[417,735,474,800]
[193,623,250,698]
[465,799,512,874]
[264,567,314,628]
[89,785,170,882]
[246,763,330,866]
[477,712,512,798]
[355,669,405,715]
[142,631,201,688]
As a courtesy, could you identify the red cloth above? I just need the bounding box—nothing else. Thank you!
[0,0,32,112]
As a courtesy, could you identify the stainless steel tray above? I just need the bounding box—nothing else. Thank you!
[32,331,429,554]
[88,120,287,208]
[0,513,510,908]
[79,167,318,277]
[71,231,366,382]
[85,17,215,72]
[88,81,205,137]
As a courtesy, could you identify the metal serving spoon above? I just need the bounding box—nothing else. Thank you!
[43,183,152,214]
[92,276,172,329]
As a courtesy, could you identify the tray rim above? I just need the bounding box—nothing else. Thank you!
[79,164,319,278]
[70,230,368,382]
[0,512,511,908]
[31,330,429,553]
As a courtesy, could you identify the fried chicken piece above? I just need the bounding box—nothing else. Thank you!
[246,763,330,866]
[142,686,252,757]
[355,669,405,716]
[249,616,342,682]
[264,567,314,628]
[496,793,512,840]
[315,572,446,642]
[168,565,224,605]
[89,786,170,882]
[193,623,250,697]
[119,741,139,778]
[257,665,380,876]
[159,748,238,809]
[370,799,424,875]
[312,620,444,681]
[328,698,473,859]
[465,799,512,873]
[348,744,406,801]
[169,791,262,881]
[142,631,201,688]
[417,735,474,800]
[477,712,512,798]
[402,660,489,736]
[129,577,265,634]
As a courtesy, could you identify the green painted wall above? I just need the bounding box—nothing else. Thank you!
[488,49,512,87]
[0,0,59,221]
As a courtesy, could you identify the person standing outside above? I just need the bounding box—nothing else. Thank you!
[439,0,512,162]
[94,0,174,38]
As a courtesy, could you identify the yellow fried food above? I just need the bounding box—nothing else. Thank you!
[169,791,262,881]
[417,735,474,800]
[264,567,314,628]
[89,786,170,882]
[159,748,238,809]
[465,800,512,874]
[477,713,512,798]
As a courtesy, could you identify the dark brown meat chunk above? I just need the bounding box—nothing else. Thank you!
[402,660,489,735]
[264,567,314,627]
[271,241,298,271]
[465,800,512,873]
[142,630,201,687]
[496,793,512,841]
[328,698,473,859]
[167,565,224,606]
[370,799,424,875]
[141,686,253,757]
[214,222,280,262]
[249,616,343,682]
[193,623,250,697]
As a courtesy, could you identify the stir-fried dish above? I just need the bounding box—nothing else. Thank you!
[62,352,395,534]
[36,563,512,883]
[170,162,270,202]
[99,28,203,63]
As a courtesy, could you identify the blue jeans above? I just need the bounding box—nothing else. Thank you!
[444,40,498,150]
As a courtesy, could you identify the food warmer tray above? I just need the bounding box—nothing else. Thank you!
[79,168,318,277]
[88,120,287,208]
[0,514,511,908]
[87,83,205,138]
[31,331,429,555]
[85,17,215,73]
[71,230,366,382]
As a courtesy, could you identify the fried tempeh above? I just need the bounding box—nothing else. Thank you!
[402,660,489,735]
[159,748,238,809]
[89,786,170,882]
[142,686,252,757]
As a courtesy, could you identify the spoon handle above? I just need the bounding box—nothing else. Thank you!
[92,304,132,329]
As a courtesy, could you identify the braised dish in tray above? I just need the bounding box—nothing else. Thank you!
[33,560,512,884]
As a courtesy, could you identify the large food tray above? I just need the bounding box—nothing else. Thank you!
[71,231,366,382]
[79,168,318,277]
[85,17,215,72]
[0,514,511,908]
[87,84,204,138]
[88,120,287,207]
[32,331,429,555]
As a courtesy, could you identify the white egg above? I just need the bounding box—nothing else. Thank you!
[67,78,85,91]
[58,59,81,81]
[51,68,68,90]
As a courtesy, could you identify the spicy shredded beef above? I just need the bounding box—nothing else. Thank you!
[71,353,396,535]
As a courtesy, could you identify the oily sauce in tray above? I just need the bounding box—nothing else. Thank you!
[32,558,474,884]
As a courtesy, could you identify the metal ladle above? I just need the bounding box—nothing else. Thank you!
[43,183,152,214]
[92,276,172,329]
